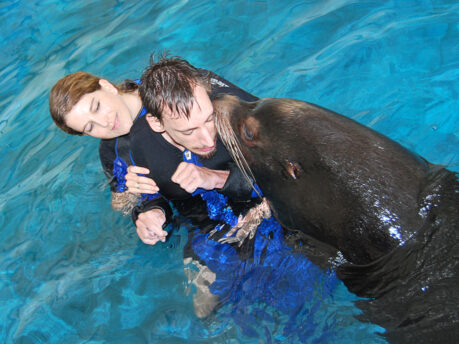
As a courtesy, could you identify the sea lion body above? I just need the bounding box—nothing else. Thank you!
[214,95,459,343]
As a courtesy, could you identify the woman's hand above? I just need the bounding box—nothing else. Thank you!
[125,166,159,194]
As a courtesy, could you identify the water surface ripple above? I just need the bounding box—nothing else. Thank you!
[0,1,457,343]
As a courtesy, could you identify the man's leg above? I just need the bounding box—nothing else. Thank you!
[183,257,219,318]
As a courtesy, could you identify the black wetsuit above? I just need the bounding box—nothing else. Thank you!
[98,70,257,198]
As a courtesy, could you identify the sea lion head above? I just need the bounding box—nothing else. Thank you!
[214,97,459,340]
[214,95,430,264]
[214,95,311,178]
[214,95,340,244]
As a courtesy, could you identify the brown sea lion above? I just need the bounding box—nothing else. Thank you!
[214,95,459,343]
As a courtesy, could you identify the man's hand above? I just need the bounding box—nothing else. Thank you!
[171,162,230,194]
[126,166,159,194]
[135,208,167,245]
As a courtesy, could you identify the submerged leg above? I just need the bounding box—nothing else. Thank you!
[183,258,219,318]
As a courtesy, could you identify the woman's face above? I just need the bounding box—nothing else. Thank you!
[65,80,136,139]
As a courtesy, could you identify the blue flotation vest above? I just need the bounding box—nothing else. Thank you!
[182,149,239,227]
[182,149,339,334]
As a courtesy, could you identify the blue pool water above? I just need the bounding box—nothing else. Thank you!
[1,0,458,343]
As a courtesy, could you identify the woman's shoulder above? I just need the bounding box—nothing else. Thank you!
[99,135,131,166]
[130,115,151,139]
[129,117,169,156]
[99,137,117,158]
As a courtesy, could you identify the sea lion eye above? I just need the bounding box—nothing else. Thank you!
[242,123,254,141]
[285,160,302,180]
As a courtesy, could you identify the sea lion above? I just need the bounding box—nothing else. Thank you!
[214,95,459,343]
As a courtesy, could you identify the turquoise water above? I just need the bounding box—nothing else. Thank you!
[1,0,458,343]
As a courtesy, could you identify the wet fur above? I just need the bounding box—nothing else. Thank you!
[111,191,139,216]
[214,95,459,343]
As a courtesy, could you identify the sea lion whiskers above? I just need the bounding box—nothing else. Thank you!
[214,108,261,198]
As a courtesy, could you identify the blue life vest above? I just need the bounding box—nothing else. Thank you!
[182,149,238,227]
[181,149,339,333]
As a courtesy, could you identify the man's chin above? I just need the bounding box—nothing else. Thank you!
[193,147,217,159]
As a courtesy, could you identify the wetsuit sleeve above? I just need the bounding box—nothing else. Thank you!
[99,139,118,192]
[131,196,174,228]
[220,162,257,201]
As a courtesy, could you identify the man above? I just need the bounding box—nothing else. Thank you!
[126,55,260,245]
[125,57,329,322]
[123,55,268,318]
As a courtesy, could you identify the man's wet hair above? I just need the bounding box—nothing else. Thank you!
[139,53,211,121]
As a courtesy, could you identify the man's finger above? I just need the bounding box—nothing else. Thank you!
[171,162,190,184]
[137,225,166,244]
[172,163,203,193]
[138,222,167,238]
[139,235,161,246]
[146,231,166,241]
[181,180,198,193]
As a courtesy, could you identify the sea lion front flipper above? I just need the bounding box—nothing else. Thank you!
[219,198,272,246]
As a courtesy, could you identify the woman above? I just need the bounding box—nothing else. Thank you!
[49,71,159,214]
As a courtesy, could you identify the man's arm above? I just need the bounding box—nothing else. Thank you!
[171,160,258,202]
[171,162,230,193]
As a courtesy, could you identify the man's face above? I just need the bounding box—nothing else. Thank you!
[159,84,217,158]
